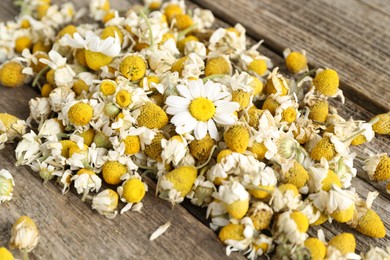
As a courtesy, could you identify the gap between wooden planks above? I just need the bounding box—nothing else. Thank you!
[192,0,390,114]
[187,0,390,253]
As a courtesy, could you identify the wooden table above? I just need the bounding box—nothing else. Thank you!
[0,0,389,259]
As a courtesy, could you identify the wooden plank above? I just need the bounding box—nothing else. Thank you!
[192,0,390,113]
[0,1,243,259]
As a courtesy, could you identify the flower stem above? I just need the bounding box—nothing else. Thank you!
[202,74,226,83]
[22,248,29,260]
[140,10,154,48]
[177,23,198,41]
[196,145,217,170]
[32,66,50,88]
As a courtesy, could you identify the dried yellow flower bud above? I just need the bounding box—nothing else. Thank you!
[328,233,355,255]
[9,216,39,253]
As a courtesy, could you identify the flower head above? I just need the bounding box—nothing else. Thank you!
[9,216,39,253]
[92,189,119,219]
[0,169,15,203]
[166,79,239,140]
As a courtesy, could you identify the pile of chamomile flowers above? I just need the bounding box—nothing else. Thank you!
[0,0,389,259]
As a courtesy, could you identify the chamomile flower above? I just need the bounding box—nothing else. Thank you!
[40,50,75,87]
[270,184,302,212]
[117,177,147,213]
[0,113,27,148]
[92,189,119,219]
[0,60,27,88]
[71,168,102,201]
[363,153,390,181]
[274,210,309,244]
[158,166,197,204]
[9,216,39,254]
[0,169,15,203]
[60,30,121,70]
[166,79,239,140]
[208,23,246,58]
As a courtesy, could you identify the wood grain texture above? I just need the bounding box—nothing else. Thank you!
[192,0,390,113]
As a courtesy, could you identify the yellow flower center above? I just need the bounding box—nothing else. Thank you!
[189,97,215,122]
[285,51,308,74]
[137,102,168,129]
[85,50,113,70]
[282,107,297,123]
[72,79,89,96]
[0,247,14,260]
[304,238,327,260]
[313,69,339,96]
[123,135,141,155]
[100,80,117,96]
[0,61,26,88]
[218,224,245,244]
[204,57,231,77]
[115,89,132,108]
[285,161,309,189]
[224,125,249,153]
[102,161,127,185]
[41,83,54,97]
[68,103,93,126]
[189,134,215,162]
[290,211,309,233]
[248,59,267,76]
[120,55,147,81]
[328,233,356,255]
[122,178,146,203]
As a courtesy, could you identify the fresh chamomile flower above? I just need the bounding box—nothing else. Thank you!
[0,60,27,88]
[117,177,147,213]
[166,79,239,140]
[274,210,309,245]
[212,181,250,219]
[71,168,102,201]
[158,166,197,204]
[60,30,121,70]
[9,216,39,254]
[92,189,119,219]
[363,153,390,181]
[0,169,15,203]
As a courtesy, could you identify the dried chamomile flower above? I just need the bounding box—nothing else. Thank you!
[158,166,197,204]
[92,189,119,219]
[246,202,273,231]
[71,168,102,201]
[117,177,147,213]
[0,113,27,148]
[0,247,14,260]
[304,237,327,260]
[363,153,390,181]
[312,69,339,96]
[270,184,302,212]
[283,49,308,74]
[0,169,15,203]
[327,233,357,258]
[0,60,27,88]
[102,160,127,185]
[371,112,390,135]
[362,247,390,260]
[274,211,309,244]
[213,181,250,219]
[119,54,147,81]
[9,216,39,255]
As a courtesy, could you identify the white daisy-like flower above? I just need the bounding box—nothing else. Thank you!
[0,169,15,203]
[166,79,239,140]
[71,169,102,201]
[59,30,121,57]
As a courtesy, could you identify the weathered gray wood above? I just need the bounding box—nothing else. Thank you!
[192,0,390,113]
